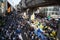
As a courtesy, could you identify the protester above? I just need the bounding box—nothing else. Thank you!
[0,11,58,40]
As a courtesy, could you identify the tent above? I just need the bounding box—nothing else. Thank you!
[7,0,21,10]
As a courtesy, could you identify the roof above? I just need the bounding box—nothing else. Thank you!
[21,0,60,9]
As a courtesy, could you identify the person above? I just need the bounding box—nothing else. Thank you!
[16,28,21,34]
[18,33,23,40]
[57,19,60,40]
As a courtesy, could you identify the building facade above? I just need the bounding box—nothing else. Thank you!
[43,6,60,18]
[0,0,7,14]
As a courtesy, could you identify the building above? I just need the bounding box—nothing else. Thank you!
[0,0,7,14]
[43,6,60,18]
[30,6,60,18]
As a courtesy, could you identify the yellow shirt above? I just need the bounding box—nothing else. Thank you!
[31,13,35,20]
[38,23,44,29]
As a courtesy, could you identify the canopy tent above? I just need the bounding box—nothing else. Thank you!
[7,0,21,10]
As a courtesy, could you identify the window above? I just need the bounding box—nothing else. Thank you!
[45,8,48,11]
[53,8,59,11]
[49,9,53,11]
[52,13,54,15]
[55,13,58,15]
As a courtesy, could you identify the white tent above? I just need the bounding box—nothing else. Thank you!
[7,0,21,10]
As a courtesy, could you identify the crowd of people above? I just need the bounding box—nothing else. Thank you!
[28,17,58,40]
[0,11,59,40]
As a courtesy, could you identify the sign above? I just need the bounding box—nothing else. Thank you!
[31,13,35,20]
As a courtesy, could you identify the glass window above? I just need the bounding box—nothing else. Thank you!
[53,8,59,11]
[49,9,53,11]
[55,13,58,15]
[52,13,54,15]
[45,8,48,11]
